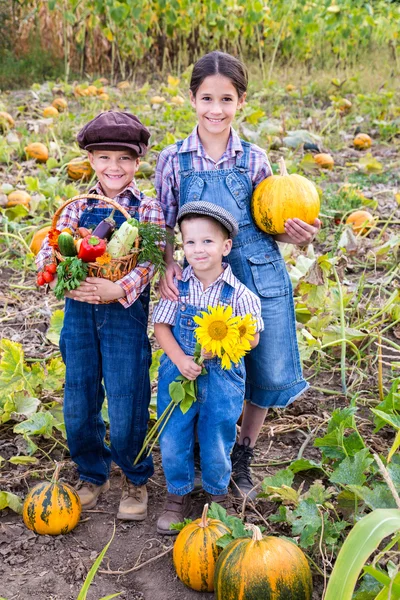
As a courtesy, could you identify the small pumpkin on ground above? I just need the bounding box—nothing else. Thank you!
[67,157,94,181]
[52,98,68,112]
[135,161,153,179]
[87,85,98,96]
[23,463,81,535]
[43,106,59,118]
[173,503,231,592]
[0,111,15,130]
[251,157,320,234]
[24,142,49,163]
[214,525,313,600]
[345,210,376,234]
[314,153,335,169]
[353,133,372,149]
[6,190,31,208]
[151,95,166,104]
[30,226,52,255]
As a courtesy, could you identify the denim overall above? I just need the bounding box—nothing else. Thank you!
[176,140,309,408]
[59,195,153,486]
[157,279,245,495]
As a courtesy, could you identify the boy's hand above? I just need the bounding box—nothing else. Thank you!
[176,355,202,380]
[67,278,125,303]
[201,348,214,360]
[159,261,182,301]
[283,218,321,245]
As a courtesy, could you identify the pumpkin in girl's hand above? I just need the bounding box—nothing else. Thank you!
[23,464,81,535]
[24,142,49,163]
[214,525,313,600]
[67,157,94,181]
[345,210,376,234]
[173,503,230,592]
[30,226,52,255]
[252,157,320,234]
[353,133,372,149]
[314,153,334,169]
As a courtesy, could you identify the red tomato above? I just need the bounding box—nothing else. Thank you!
[36,273,45,286]
[42,271,54,283]
[45,263,57,274]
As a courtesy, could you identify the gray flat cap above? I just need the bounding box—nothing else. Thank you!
[177,201,239,239]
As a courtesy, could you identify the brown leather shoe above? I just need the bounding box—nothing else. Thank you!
[117,477,148,521]
[205,492,237,516]
[75,479,110,510]
[157,493,192,535]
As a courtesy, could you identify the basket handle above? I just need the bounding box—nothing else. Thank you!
[51,194,132,229]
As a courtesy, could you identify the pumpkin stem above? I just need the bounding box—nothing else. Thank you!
[245,523,263,541]
[278,157,288,177]
[199,503,209,528]
[52,462,62,484]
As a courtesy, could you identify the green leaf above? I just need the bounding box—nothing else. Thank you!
[330,449,373,486]
[0,490,23,514]
[324,509,400,600]
[363,566,400,596]
[150,349,163,383]
[262,469,294,490]
[8,456,38,465]
[352,573,383,600]
[289,458,323,473]
[169,381,185,404]
[12,393,40,417]
[169,518,193,531]
[42,358,65,392]
[371,409,400,431]
[76,524,116,600]
[46,309,64,346]
[347,485,397,510]
[46,157,59,170]
[292,498,322,548]
[13,411,56,438]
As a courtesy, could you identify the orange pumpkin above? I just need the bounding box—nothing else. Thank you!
[67,157,94,181]
[6,190,31,208]
[0,111,15,130]
[252,157,320,234]
[353,133,372,149]
[98,93,110,101]
[43,106,59,118]
[23,464,81,536]
[314,153,335,169]
[346,210,376,234]
[30,226,52,255]
[87,85,98,96]
[173,503,231,592]
[24,142,49,163]
[52,98,68,112]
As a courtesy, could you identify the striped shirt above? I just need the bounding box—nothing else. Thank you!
[153,263,264,332]
[155,126,272,229]
[36,181,166,308]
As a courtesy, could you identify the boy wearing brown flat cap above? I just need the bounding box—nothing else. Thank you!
[36,111,165,520]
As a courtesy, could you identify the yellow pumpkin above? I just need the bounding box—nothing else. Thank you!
[0,111,15,130]
[52,98,68,111]
[345,210,376,234]
[43,106,59,118]
[30,226,52,255]
[135,161,153,179]
[67,157,94,181]
[117,81,130,90]
[87,85,98,96]
[252,157,320,234]
[314,153,335,169]
[286,84,296,92]
[338,98,352,114]
[214,525,313,600]
[98,93,110,101]
[24,142,49,163]
[353,133,372,149]
[22,464,81,535]
[170,95,185,105]
[173,503,231,592]
[6,190,31,208]
[151,95,166,104]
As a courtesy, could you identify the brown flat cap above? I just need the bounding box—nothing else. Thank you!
[77,111,150,156]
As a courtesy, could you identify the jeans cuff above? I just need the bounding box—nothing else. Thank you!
[203,483,229,495]
[166,481,194,495]
[78,474,108,485]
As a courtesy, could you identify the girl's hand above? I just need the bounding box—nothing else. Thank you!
[176,355,202,380]
[159,261,182,301]
[284,218,321,245]
[67,278,125,304]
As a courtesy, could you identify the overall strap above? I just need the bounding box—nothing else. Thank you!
[219,281,235,306]
[177,278,190,299]
[177,140,194,174]
[235,140,251,172]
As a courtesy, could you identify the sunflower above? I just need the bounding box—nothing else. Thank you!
[237,314,257,351]
[193,305,240,358]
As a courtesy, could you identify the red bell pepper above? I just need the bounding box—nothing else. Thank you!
[77,235,106,262]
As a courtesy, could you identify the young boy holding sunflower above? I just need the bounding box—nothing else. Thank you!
[153,201,263,534]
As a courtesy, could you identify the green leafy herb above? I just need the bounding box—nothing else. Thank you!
[137,221,170,274]
[54,257,88,300]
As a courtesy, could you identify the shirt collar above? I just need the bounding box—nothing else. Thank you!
[178,126,243,161]
[181,263,235,289]
[89,180,142,202]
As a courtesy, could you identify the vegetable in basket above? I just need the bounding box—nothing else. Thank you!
[77,235,107,262]
[92,208,116,240]
[58,231,77,257]
[107,217,139,258]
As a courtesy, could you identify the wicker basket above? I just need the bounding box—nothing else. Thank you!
[52,193,140,282]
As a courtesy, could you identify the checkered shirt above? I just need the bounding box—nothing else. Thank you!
[155,126,272,229]
[152,263,264,332]
[36,180,166,308]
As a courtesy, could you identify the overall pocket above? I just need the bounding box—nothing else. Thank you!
[246,251,289,297]
[179,315,197,348]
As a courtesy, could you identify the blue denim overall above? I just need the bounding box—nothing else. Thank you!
[59,195,153,486]
[157,279,245,495]
[176,140,309,408]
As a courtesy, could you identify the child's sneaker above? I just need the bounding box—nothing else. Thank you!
[117,476,148,521]
[76,479,110,510]
[230,437,257,501]
[157,493,192,535]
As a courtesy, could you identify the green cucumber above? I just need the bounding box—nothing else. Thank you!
[58,231,77,256]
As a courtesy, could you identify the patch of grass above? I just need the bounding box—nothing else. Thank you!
[0,44,65,90]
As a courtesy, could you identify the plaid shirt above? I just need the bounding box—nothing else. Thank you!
[36,181,166,308]
[153,263,264,332]
[155,126,272,228]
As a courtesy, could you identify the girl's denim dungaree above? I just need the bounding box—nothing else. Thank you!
[59,196,153,486]
[157,279,245,495]
[177,140,309,408]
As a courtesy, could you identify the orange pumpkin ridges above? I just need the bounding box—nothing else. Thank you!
[345,210,375,234]
[214,525,313,600]
[173,503,230,592]
[30,226,52,255]
[24,143,49,163]
[6,190,31,208]
[67,158,94,181]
